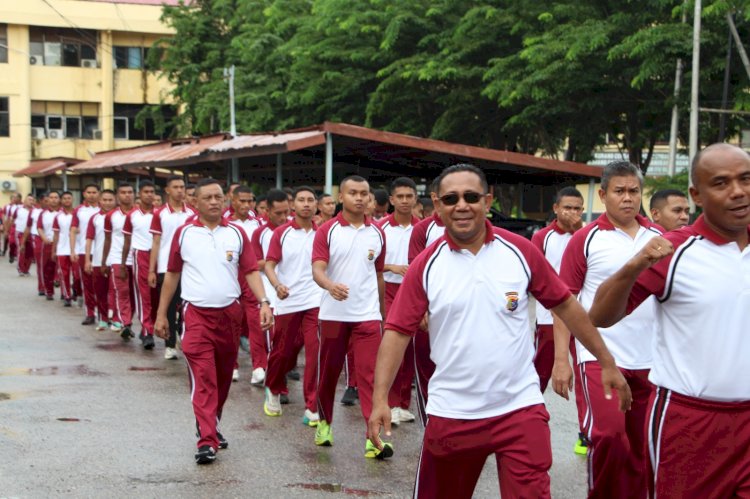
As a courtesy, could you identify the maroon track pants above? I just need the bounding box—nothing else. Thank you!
[132,249,158,335]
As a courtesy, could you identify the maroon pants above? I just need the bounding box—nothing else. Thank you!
[56,255,73,300]
[76,253,96,317]
[132,249,158,335]
[416,404,552,499]
[16,231,33,273]
[40,242,56,297]
[182,301,243,449]
[242,297,269,369]
[91,266,109,322]
[71,256,82,298]
[648,388,750,498]
[7,228,17,259]
[345,344,357,389]
[109,264,133,326]
[33,236,43,292]
[414,327,435,426]
[317,319,381,427]
[534,324,586,432]
[581,361,652,499]
[385,282,414,410]
[266,308,319,411]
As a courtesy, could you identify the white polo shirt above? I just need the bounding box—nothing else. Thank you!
[27,207,43,237]
[38,209,58,241]
[560,214,662,369]
[378,213,420,285]
[626,216,750,401]
[104,207,133,266]
[250,222,279,308]
[150,203,196,273]
[13,206,30,234]
[408,212,445,263]
[312,212,385,322]
[168,218,258,308]
[531,220,576,325]
[229,216,262,241]
[52,211,73,256]
[122,207,154,251]
[71,204,100,255]
[266,219,322,315]
[85,210,107,267]
[387,220,571,419]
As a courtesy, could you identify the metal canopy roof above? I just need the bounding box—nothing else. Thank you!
[13,157,82,178]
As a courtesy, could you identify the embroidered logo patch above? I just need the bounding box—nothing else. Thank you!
[505,292,519,312]
[367,249,375,261]
[226,251,234,262]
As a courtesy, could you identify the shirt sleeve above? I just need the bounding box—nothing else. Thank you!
[52,216,60,231]
[250,227,265,260]
[85,216,96,240]
[122,212,133,235]
[71,207,80,228]
[518,235,571,309]
[104,212,113,233]
[384,251,430,337]
[408,220,427,264]
[149,209,162,235]
[530,227,546,254]
[374,226,386,273]
[26,213,33,229]
[625,232,686,314]
[166,225,185,273]
[558,229,589,295]
[37,214,44,231]
[265,227,283,263]
[238,228,259,276]
[311,223,330,264]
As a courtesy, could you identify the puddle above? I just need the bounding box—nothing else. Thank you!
[130,475,240,486]
[285,483,383,496]
[128,366,165,372]
[96,343,133,352]
[56,417,90,422]
[0,365,105,376]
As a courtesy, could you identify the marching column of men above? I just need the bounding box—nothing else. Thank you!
[3,145,749,498]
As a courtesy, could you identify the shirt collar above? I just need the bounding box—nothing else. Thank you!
[444,219,495,251]
[431,212,444,227]
[192,217,229,228]
[289,218,317,231]
[691,214,750,245]
[335,211,372,227]
[596,212,654,231]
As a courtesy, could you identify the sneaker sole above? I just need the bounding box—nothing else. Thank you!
[302,417,319,427]
[263,403,282,417]
[366,444,394,460]
[314,439,333,447]
[195,455,216,465]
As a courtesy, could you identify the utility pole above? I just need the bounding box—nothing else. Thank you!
[688,0,701,213]
[667,8,687,177]
[224,65,239,182]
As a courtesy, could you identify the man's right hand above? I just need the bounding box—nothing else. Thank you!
[367,401,392,451]
[601,363,632,412]
[327,282,349,301]
[154,316,169,339]
[551,359,574,400]
[70,253,78,263]
[148,271,157,288]
[275,283,290,300]
[84,261,92,274]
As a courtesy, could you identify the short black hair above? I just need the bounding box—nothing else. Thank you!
[373,189,389,205]
[390,177,417,195]
[186,183,196,191]
[601,161,642,191]
[61,191,73,197]
[339,175,368,190]
[101,189,115,196]
[82,183,100,192]
[555,186,583,204]
[293,185,316,199]
[420,197,433,209]
[233,185,254,196]
[195,178,222,193]
[138,180,155,191]
[435,164,488,195]
[166,174,184,186]
[117,182,133,192]
[429,178,440,194]
[256,195,266,203]
[649,189,687,211]
[283,187,294,196]
[266,188,288,208]
[318,193,332,201]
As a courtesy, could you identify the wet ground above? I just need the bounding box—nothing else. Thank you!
[0,260,586,498]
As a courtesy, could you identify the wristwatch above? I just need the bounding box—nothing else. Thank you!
[260,297,271,305]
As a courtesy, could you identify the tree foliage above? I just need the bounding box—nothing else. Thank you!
[150,0,750,172]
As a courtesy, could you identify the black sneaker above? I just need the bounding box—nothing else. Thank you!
[38,291,45,297]
[46,295,54,301]
[341,386,358,406]
[217,432,228,449]
[143,335,155,350]
[194,445,216,464]
[8,256,14,264]
[81,316,95,326]
[120,326,133,341]
[286,369,300,381]
[63,299,72,307]
[280,393,290,405]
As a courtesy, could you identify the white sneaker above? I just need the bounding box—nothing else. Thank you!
[232,369,239,382]
[390,407,401,426]
[399,408,416,422]
[250,367,265,385]
[302,409,320,427]
[164,347,178,360]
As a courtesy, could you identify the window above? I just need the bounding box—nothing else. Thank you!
[0,97,8,137]
[114,104,176,140]
[113,46,149,69]
[0,24,8,64]
[113,117,129,140]
[29,27,97,67]
[30,101,99,139]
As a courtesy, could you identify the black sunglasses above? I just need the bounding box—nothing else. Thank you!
[439,191,484,206]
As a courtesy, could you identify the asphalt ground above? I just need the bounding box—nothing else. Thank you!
[0,259,587,498]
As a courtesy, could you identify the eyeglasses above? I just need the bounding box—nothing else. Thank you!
[438,191,484,206]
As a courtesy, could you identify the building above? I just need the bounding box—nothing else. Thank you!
[0,0,177,203]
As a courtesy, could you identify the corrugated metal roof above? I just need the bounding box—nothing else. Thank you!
[14,158,82,177]
[209,130,325,153]
[69,134,228,173]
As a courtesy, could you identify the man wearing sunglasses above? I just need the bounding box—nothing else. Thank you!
[369,163,630,498]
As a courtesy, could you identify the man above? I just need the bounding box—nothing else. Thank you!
[377,177,419,426]
[315,193,335,225]
[153,191,163,208]
[85,189,116,330]
[530,186,588,454]
[589,143,750,497]
[372,189,389,221]
[103,183,135,340]
[255,196,268,221]
[123,181,158,349]
[249,189,290,385]
[227,186,262,381]
[412,198,424,219]
[154,178,272,465]
[22,194,45,293]
[368,164,631,498]
[311,175,388,459]
[222,183,241,219]
[70,184,100,317]
[13,195,34,276]
[149,175,196,360]
[3,193,21,263]
[649,188,690,232]
[185,183,197,210]
[553,161,662,497]
[37,192,60,300]
[263,186,322,426]
[52,192,75,306]
[421,197,435,218]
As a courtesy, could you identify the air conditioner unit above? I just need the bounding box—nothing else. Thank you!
[29,55,44,66]
[48,129,65,139]
[93,129,103,140]
[1,180,17,192]
[31,127,46,139]
[81,59,97,68]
